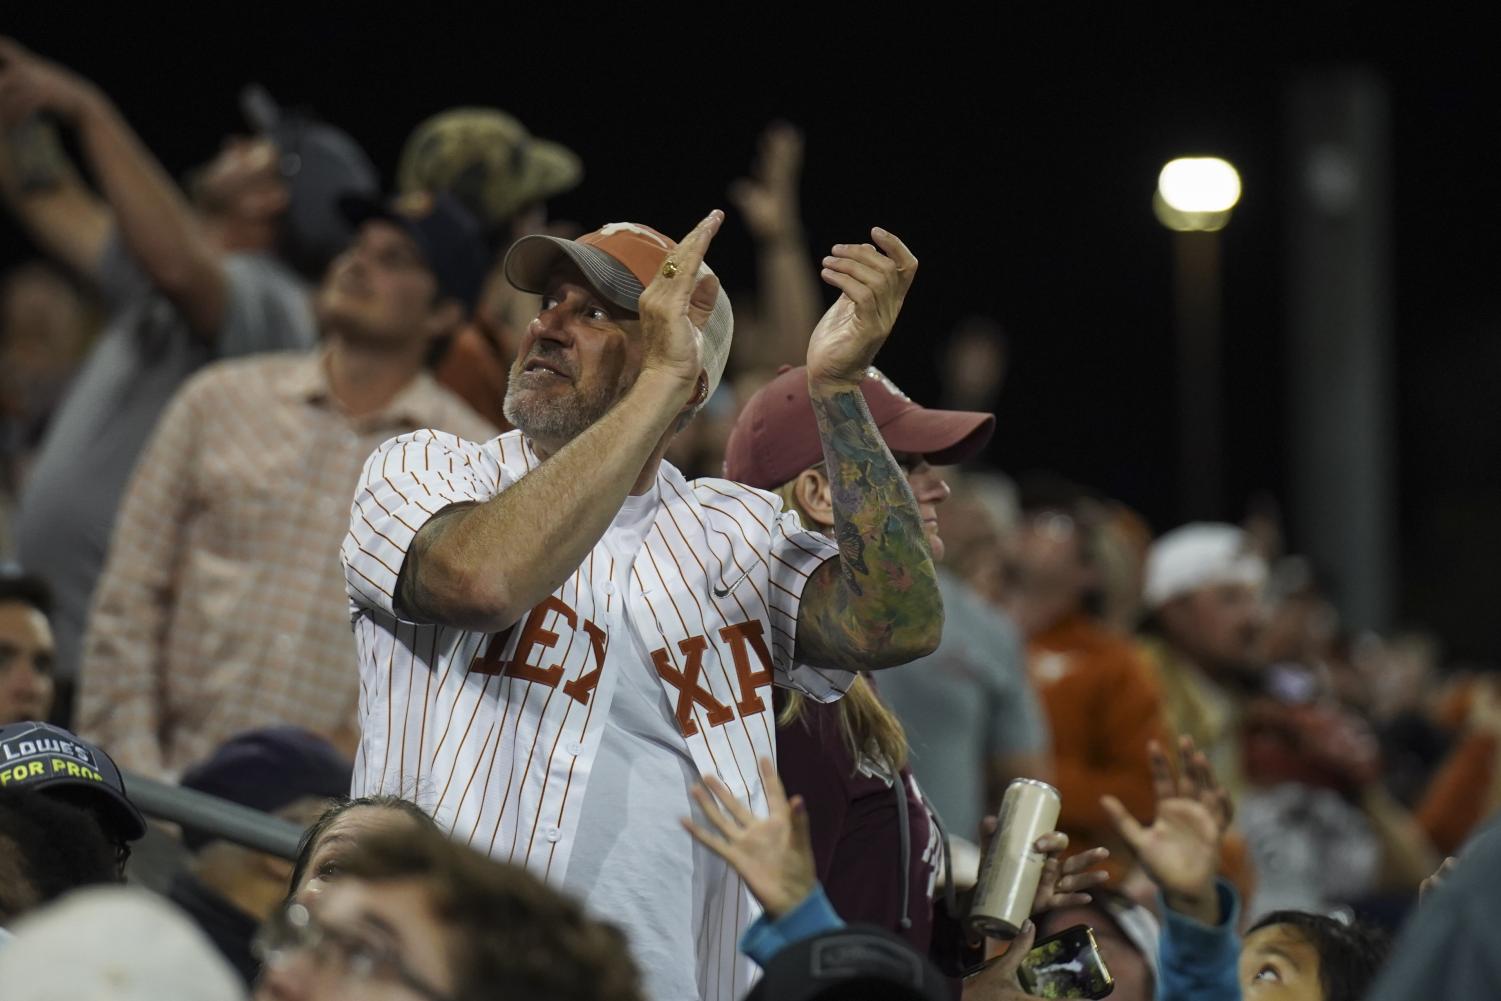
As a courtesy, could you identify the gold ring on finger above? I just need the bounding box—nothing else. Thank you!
[660,257,682,279]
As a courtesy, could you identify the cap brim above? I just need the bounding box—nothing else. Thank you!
[336,194,435,269]
[337,193,396,231]
[502,235,643,314]
[523,139,584,202]
[878,407,996,465]
[102,787,149,842]
[43,780,149,843]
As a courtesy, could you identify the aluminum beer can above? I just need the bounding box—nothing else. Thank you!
[967,777,1061,938]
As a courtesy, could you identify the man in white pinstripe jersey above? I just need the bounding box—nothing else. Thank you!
[340,208,944,1000]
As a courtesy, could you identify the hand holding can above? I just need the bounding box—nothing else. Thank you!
[968,778,1061,939]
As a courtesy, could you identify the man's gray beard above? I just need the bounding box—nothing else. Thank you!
[503,376,619,448]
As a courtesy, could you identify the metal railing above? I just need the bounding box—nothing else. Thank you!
[124,770,304,859]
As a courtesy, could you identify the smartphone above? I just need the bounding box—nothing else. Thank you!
[962,923,1115,998]
[1016,924,1114,999]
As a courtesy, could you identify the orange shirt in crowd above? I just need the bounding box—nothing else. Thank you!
[1028,614,1168,883]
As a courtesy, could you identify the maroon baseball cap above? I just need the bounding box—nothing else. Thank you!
[723,365,995,489]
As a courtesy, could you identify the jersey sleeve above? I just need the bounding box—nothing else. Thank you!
[765,506,851,701]
[342,429,512,620]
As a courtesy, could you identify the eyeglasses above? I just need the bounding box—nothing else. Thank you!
[253,901,453,1001]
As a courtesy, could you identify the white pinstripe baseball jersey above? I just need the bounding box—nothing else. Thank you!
[341,428,849,1001]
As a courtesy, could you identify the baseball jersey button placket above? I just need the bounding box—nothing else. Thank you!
[545,826,562,842]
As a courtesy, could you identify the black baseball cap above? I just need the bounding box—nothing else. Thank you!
[745,925,951,1001]
[0,721,147,842]
[179,727,351,852]
[239,84,380,280]
[339,191,489,310]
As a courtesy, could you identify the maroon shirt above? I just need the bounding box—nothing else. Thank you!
[775,682,939,952]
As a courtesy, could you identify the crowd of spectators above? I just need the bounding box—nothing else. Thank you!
[1,31,1495,1001]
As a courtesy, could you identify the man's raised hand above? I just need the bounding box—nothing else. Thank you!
[636,209,724,402]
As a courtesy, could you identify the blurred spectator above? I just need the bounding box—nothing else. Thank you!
[0,262,95,550]
[878,556,1052,845]
[0,570,54,725]
[937,470,1020,608]
[726,364,1038,951]
[74,194,493,778]
[168,727,353,985]
[1138,522,1268,796]
[253,823,645,1001]
[726,122,822,374]
[666,121,826,480]
[0,790,119,928]
[1003,485,1167,883]
[1145,529,1438,915]
[1413,671,1501,857]
[1235,699,1391,915]
[876,471,1051,843]
[287,795,437,904]
[939,315,1007,416]
[398,106,584,429]
[1102,736,1391,1001]
[0,885,245,1000]
[1366,826,1501,999]
[0,721,147,874]
[0,38,377,692]
[1094,501,1153,634]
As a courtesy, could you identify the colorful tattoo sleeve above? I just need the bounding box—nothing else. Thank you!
[795,384,943,670]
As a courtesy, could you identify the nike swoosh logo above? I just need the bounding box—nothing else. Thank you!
[713,569,751,598]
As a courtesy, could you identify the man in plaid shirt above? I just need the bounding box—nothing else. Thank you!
[75,193,494,778]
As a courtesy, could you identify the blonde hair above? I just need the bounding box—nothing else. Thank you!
[772,478,910,773]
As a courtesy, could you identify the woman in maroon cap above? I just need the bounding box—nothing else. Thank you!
[718,366,1103,972]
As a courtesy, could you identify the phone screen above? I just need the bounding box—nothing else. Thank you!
[1016,924,1114,999]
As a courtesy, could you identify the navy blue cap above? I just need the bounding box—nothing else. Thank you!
[0,721,147,842]
[178,727,351,852]
[339,191,489,310]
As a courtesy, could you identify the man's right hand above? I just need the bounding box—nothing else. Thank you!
[0,37,102,128]
[635,209,724,405]
[1101,736,1228,926]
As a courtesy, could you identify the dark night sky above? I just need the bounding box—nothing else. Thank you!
[5,7,1498,652]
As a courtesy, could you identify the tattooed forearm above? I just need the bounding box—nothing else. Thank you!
[795,384,942,670]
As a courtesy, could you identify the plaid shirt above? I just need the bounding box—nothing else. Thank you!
[76,351,495,778]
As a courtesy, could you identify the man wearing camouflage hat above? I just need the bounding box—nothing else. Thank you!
[341,211,944,1000]
[76,192,494,778]
[398,107,584,428]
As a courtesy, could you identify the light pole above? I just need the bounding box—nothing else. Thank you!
[1155,156,1242,521]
